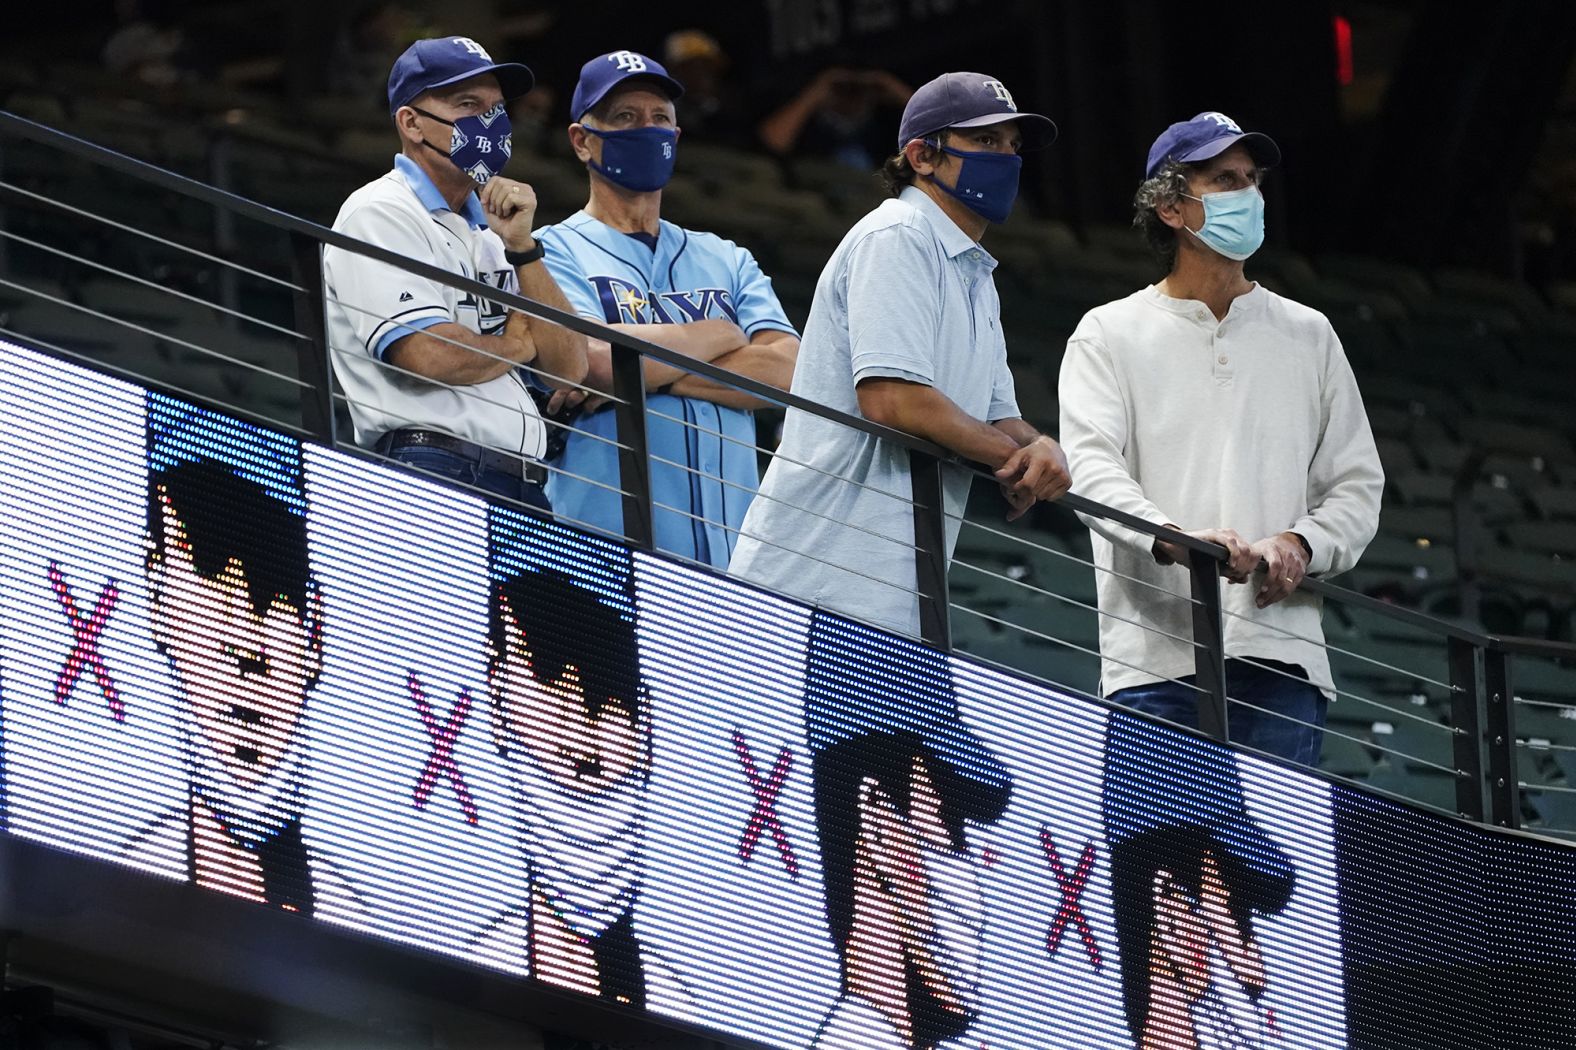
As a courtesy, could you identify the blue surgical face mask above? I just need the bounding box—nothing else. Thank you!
[926,140,1022,224]
[1182,186,1265,261]
[414,102,513,185]
[582,125,678,193]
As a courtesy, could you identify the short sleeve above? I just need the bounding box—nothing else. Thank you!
[845,224,943,385]
[534,225,606,321]
[728,244,798,337]
[324,202,452,361]
[987,352,1020,422]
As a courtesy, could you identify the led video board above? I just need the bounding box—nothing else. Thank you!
[0,337,1420,1049]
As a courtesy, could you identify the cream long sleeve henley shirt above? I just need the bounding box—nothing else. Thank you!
[1057,284,1384,697]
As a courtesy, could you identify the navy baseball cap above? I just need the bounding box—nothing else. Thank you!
[387,36,534,115]
[571,50,685,122]
[1144,111,1280,179]
[897,72,1057,152]
[146,391,305,516]
[804,611,1011,824]
[1101,712,1295,913]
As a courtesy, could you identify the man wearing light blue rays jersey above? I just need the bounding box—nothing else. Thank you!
[536,49,800,567]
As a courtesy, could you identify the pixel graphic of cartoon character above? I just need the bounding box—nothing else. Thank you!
[1103,712,1296,1050]
[805,611,1011,1050]
[474,505,670,1005]
[124,393,353,914]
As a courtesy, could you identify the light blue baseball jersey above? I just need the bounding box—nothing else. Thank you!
[534,211,797,567]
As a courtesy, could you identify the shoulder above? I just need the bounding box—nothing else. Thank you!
[1070,289,1155,344]
[333,173,420,230]
[534,209,594,242]
[670,223,751,264]
[1251,284,1334,333]
[839,200,942,268]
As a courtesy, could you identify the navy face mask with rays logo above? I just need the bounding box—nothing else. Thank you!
[414,102,514,184]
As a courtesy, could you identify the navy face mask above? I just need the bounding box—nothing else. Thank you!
[414,102,513,185]
[582,125,678,192]
[925,141,1022,224]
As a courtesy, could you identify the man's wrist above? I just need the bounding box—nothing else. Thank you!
[505,238,544,266]
[1283,530,1312,564]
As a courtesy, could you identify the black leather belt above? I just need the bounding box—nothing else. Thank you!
[375,429,547,485]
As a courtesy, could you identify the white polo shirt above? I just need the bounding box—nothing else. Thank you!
[323,155,546,458]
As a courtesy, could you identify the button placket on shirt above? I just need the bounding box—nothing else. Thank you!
[1196,308,1234,384]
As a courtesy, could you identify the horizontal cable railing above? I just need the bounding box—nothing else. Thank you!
[4,108,1576,832]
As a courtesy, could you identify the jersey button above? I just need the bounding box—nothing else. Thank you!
[1218,355,1229,365]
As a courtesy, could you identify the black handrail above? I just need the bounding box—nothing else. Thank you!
[8,108,1576,822]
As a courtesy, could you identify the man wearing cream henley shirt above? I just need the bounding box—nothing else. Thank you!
[1058,112,1383,765]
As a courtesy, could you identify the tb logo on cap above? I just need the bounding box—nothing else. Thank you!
[1202,111,1242,133]
[610,50,648,73]
[453,37,492,60]
[983,79,1017,110]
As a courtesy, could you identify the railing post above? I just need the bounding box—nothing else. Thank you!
[1483,647,1520,828]
[1448,637,1486,821]
[909,449,951,650]
[287,232,335,446]
[609,340,654,550]
[1187,551,1229,743]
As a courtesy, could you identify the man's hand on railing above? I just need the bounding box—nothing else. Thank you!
[1152,526,1257,582]
[1249,532,1310,609]
[994,435,1071,521]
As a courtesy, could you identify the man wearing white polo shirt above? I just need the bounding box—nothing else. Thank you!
[324,36,588,511]
[1058,112,1383,763]
[730,72,1071,639]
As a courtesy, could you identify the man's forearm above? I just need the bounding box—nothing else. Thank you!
[668,334,799,409]
[514,258,588,389]
[857,379,1020,468]
[385,321,533,386]
[992,417,1041,448]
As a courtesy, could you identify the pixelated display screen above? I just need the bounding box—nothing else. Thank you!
[2,339,1571,1049]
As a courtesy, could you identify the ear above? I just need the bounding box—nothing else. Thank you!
[1155,191,1189,232]
[301,580,326,679]
[568,123,595,163]
[394,104,425,146]
[904,137,941,177]
[857,777,906,884]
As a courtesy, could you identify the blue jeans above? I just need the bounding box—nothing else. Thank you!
[387,445,552,514]
[1106,659,1328,766]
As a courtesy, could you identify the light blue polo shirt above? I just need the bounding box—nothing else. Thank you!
[729,186,1020,638]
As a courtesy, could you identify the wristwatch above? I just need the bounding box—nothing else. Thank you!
[505,241,546,266]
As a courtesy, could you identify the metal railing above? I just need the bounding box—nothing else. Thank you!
[3,109,1575,834]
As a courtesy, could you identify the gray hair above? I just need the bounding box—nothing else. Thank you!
[1132,159,1192,271]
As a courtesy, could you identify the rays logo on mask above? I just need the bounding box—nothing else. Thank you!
[417,102,514,185]
[450,103,513,184]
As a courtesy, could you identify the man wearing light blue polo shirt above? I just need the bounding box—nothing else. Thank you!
[730,72,1071,639]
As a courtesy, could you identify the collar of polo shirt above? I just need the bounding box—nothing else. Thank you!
[394,154,488,230]
[898,185,997,267]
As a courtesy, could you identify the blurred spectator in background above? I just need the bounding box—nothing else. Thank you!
[328,2,425,114]
[662,29,751,146]
[102,0,189,88]
[758,63,913,170]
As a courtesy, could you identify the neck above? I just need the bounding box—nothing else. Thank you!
[845,874,915,1046]
[1158,242,1253,321]
[403,145,475,213]
[190,798,267,903]
[530,885,602,994]
[913,177,987,243]
[585,174,662,236]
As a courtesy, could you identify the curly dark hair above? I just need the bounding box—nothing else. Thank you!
[1132,159,1193,271]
